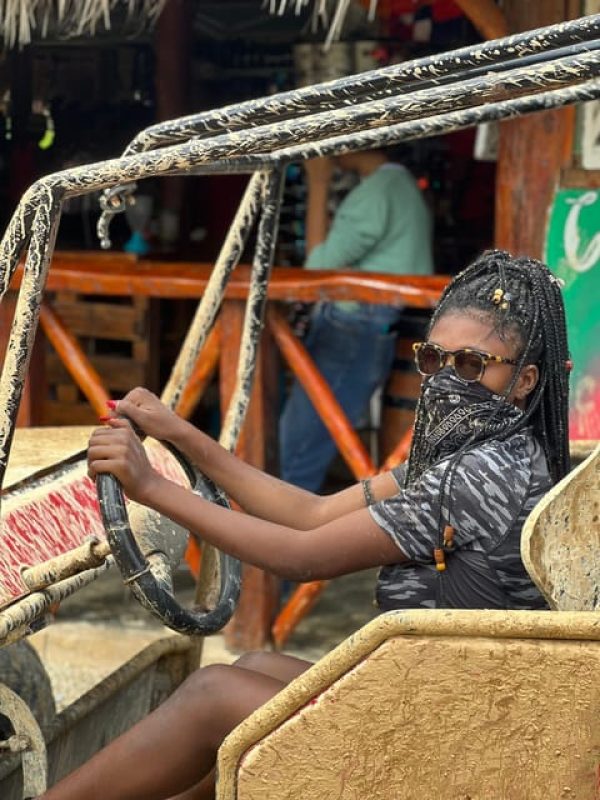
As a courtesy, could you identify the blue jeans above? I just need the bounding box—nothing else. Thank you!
[279,303,401,491]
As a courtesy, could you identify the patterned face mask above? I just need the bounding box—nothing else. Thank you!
[416,368,524,470]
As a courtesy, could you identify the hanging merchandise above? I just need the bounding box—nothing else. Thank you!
[413,3,432,42]
[0,1,167,49]
[1,92,11,142]
[31,100,55,151]
[293,41,353,85]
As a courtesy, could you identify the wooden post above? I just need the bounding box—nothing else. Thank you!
[454,0,509,40]
[495,0,576,256]
[219,300,280,651]
[155,0,191,247]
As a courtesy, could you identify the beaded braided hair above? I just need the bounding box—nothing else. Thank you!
[404,249,571,491]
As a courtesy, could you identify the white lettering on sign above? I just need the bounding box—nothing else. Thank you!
[564,190,600,273]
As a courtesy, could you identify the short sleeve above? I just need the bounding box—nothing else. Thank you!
[390,462,407,491]
[369,438,532,563]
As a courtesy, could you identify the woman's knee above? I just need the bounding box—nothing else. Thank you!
[177,663,233,704]
[233,651,271,674]
[233,651,312,684]
[172,661,284,743]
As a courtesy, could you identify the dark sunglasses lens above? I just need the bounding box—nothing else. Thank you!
[454,351,484,381]
[416,344,442,375]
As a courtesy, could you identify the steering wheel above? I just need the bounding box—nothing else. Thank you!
[96,421,241,636]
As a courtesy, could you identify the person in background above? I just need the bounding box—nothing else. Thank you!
[279,148,434,491]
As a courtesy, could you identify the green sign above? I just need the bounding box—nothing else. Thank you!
[544,188,600,439]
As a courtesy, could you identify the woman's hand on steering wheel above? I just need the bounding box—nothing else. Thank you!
[88,419,164,505]
[109,387,188,445]
[93,408,243,636]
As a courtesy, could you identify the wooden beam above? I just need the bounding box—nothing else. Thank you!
[502,0,570,34]
[12,255,447,307]
[454,0,509,40]
[268,306,376,480]
[155,0,191,241]
[39,304,110,417]
[561,167,600,190]
[173,321,221,419]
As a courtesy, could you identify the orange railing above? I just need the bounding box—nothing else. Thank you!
[12,252,448,648]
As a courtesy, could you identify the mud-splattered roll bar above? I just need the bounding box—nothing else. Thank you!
[97,18,600,241]
[173,81,600,178]
[219,170,284,447]
[119,14,600,153]
[160,171,266,411]
[0,54,598,481]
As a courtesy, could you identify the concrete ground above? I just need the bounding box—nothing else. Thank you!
[28,564,378,711]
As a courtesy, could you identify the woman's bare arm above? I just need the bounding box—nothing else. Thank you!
[169,419,398,528]
[88,421,406,581]
[139,474,404,581]
[116,391,400,529]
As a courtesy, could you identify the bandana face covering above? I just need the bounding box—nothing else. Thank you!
[413,368,524,476]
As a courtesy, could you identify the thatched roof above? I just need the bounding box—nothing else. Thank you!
[264,0,379,46]
[0,2,378,50]
[0,0,167,48]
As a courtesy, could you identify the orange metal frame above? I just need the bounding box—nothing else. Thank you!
[12,253,448,646]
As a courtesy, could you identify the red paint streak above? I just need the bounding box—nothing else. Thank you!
[0,447,188,605]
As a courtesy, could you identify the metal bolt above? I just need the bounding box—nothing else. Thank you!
[0,733,31,752]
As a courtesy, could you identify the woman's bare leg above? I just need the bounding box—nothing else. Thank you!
[39,664,287,800]
[168,769,216,800]
[234,650,312,682]
[168,652,313,800]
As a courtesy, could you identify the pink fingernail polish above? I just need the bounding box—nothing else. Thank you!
[99,416,111,422]
[106,400,117,410]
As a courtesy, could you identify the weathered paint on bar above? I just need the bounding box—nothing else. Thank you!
[0,444,187,610]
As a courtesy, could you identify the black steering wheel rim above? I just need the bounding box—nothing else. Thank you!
[96,426,242,636]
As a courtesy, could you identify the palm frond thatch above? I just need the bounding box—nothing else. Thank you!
[263,0,379,46]
[0,0,167,48]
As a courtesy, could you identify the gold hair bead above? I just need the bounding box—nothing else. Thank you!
[492,288,504,305]
[433,547,446,572]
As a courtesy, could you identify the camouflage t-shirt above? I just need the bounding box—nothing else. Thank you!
[370,430,551,611]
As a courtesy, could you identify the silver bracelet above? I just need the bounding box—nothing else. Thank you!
[361,478,375,507]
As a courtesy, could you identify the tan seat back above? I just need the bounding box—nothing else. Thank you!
[217,610,600,800]
[521,442,600,611]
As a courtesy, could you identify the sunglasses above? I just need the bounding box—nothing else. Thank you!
[413,342,518,383]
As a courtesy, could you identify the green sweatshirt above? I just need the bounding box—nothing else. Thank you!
[305,164,434,285]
